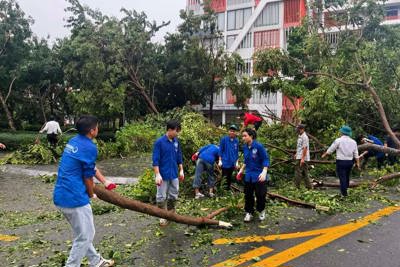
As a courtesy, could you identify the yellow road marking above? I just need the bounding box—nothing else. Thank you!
[213,246,273,267]
[0,234,19,242]
[213,206,400,267]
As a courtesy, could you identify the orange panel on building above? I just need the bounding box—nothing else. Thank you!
[284,0,306,28]
[281,95,302,123]
[254,30,280,49]
[226,89,237,104]
[210,0,226,12]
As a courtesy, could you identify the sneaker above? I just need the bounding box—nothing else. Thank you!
[259,210,266,221]
[209,192,215,198]
[95,257,115,267]
[159,218,168,226]
[244,213,253,222]
[195,192,205,199]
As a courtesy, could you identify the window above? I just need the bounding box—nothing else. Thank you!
[227,0,252,6]
[227,8,252,30]
[254,30,280,49]
[386,6,400,20]
[239,32,253,48]
[217,12,225,31]
[255,2,280,27]
[226,35,237,49]
[236,59,252,75]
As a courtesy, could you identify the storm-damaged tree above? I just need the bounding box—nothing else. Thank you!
[253,0,400,147]
[0,0,32,130]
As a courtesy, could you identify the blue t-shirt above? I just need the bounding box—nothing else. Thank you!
[152,135,183,180]
[368,135,384,159]
[219,136,239,168]
[53,135,97,208]
[243,140,270,183]
[199,144,219,165]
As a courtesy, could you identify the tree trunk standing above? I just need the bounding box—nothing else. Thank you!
[209,76,215,121]
[366,84,400,148]
[39,97,47,123]
[128,71,159,114]
[0,90,16,131]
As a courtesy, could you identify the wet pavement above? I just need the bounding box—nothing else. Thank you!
[0,158,399,267]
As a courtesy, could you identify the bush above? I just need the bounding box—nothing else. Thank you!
[115,123,163,155]
[0,143,61,165]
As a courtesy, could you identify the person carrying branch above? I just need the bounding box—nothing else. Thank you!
[294,124,312,189]
[236,128,270,222]
[322,126,360,197]
[152,120,184,226]
[39,115,62,147]
[53,115,114,267]
[358,134,385,170]
[239,112,263,131]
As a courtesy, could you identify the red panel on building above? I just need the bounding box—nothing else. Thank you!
[284,0,307,28]
[255,0,261,6]
[226,89,236,104]
[210,0,226,12]
[254,30,280,50]
[281,96,302,123]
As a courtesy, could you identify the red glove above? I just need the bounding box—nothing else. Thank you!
[191,153,198,162]
[105,183,117,190]
[236,171,243,181]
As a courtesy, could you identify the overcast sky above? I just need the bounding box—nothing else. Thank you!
[17,0,187,43]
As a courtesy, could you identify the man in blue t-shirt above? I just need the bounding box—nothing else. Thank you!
[53,115,114,267]
[359,134,385,170]
[152,120,184,226]
[218,125,239,190]
[192,144,219,199]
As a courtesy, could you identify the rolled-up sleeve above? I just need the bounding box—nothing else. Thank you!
[260,145,270,167]
[177,141,183,165]
[327,139,339,154]
[152,141,161,167]
[82,147,97,179]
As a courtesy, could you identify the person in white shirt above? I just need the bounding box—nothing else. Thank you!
[322,125,360,196]
[0,143,5,150]
[294,124,312,189]
[39,116,62,147]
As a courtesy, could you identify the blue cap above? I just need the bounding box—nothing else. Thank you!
[339,125,352,136]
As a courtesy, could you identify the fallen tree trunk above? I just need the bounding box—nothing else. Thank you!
[358,143,400,156]
[230,185,329,211]
[94,186,232,228]
[370,172,400,189]
[312,179,363,188]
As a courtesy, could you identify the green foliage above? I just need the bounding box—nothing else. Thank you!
[0,144,60,165]
[115,123,163,155]
[120,169,156,203]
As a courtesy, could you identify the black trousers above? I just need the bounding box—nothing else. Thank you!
[254,121,262,131]
[222,167,235,190]
[244,181,267,214]
[336,160,353,196]
[47,133,58,147]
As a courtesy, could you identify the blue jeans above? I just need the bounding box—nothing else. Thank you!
[193,158,215,188]
[336,160,354,196]
[58,204,101,267]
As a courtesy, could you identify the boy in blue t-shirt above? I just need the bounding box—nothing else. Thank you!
[152,120,184,226]
[192,144,220,199]
[53,115,114,267]
[218,125,239,190]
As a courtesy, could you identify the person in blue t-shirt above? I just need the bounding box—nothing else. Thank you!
[218,125,239,190]
[53,115,114,267]
[358,134,385,169]
[191,144,219,199]
[152,120,184,226]
[236,128,270,222]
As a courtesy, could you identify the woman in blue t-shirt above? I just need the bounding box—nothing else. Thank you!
[236,128,270,222]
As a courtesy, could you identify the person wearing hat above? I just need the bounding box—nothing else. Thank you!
[294,124,312,189]
[321,125,360,196]
[218,125,240,190]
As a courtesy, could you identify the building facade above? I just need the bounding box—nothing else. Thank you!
[186,0,400,125]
